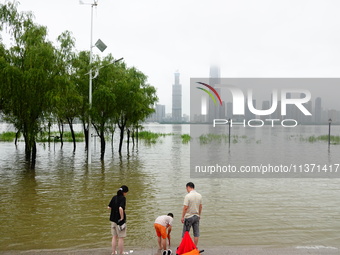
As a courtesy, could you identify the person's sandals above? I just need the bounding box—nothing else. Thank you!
[162,249,172,255]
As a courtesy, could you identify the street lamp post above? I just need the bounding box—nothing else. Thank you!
[228,118,231,147]
[82,0,122,164]
[87,0,97,164]
[328,118,332,146]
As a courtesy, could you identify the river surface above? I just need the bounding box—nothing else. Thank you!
[0,123,340,252]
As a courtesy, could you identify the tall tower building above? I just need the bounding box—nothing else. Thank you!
[172,71,182,122]
[209,65,220,84]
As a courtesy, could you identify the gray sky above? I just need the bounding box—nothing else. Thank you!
[12,0,340,114]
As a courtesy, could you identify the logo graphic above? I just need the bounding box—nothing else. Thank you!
[196,82,222,106]
[191,78,320,128]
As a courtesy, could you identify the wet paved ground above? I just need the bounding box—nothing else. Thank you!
[2,246,339,255]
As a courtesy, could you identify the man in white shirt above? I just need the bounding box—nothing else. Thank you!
[181,182,202,246]
[154,213,173,255]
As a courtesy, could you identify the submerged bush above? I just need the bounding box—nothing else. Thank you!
[36,131,85,142]
[138,131,173,144]
[0,132,17,142]
[303,135,340,144]
[181,134,191,144]
[198,133,248,144]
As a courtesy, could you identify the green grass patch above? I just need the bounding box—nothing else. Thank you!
[181,134,191,144]
[0,131,18,142]
[199,134,229,144]
[138,131,173,144]
[318,135,340,144]
[63,132,85,139]
[0,131,86,143]
[63,132,85,142]
[198,133,249,144]
[302,135,340,144]
[36,131,85,142]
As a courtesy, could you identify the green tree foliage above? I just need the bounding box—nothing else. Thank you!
[91,55,158,157]
[0,1,57,168]
[0,1,158,165]
[52,30,81,151]
[114,66,158,153]
[0,42,6,111]
[91,54,119,159]
[72,50,92,151]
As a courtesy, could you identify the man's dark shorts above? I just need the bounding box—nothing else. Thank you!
[182,215,200,237]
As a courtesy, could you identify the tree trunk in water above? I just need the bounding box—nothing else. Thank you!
[23,130,36,169]
[48,121,51,144]
[67,118,76,152]
[57,119,64,148]
[15,130,20,146]
[60,124,64,148]
[132,129,135,148]
[31,141,37,169]
[83,121,88,150]
[111,131,114,150]
[24,129,32,162]
[127,129,130,152]
[25,141,31,162]
[100,129,105,161]
[110,125,115,154]
[118,125,125,153]
[136,127,139,146]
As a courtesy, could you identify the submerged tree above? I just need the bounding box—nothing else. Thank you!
[91,54,121,160]
[72,50,95,152]
[114,67,158,153]
[51,30,81,151]
[81,54,158,158]
[0,1,158,165]
[0,41,6,112]
[0,2,57,168]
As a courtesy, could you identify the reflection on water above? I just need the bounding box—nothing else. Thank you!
[0,124,340,251]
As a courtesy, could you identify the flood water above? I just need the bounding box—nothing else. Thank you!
[0,123,340,252]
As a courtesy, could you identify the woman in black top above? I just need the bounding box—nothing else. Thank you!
[108,185,129,255]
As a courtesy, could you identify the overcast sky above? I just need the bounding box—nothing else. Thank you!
[10,0,340,114]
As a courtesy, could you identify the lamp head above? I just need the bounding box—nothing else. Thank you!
[95,39,107,52]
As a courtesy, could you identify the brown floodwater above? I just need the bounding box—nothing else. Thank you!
[0,124,340,252]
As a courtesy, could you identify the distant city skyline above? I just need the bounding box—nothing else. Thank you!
[158,72,340,117]
[190,76,340,124]
[149,66,340,124]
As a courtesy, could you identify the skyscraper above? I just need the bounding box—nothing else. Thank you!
[172,71,182,122]
[209,65,220,84]
[155,104,166,123]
